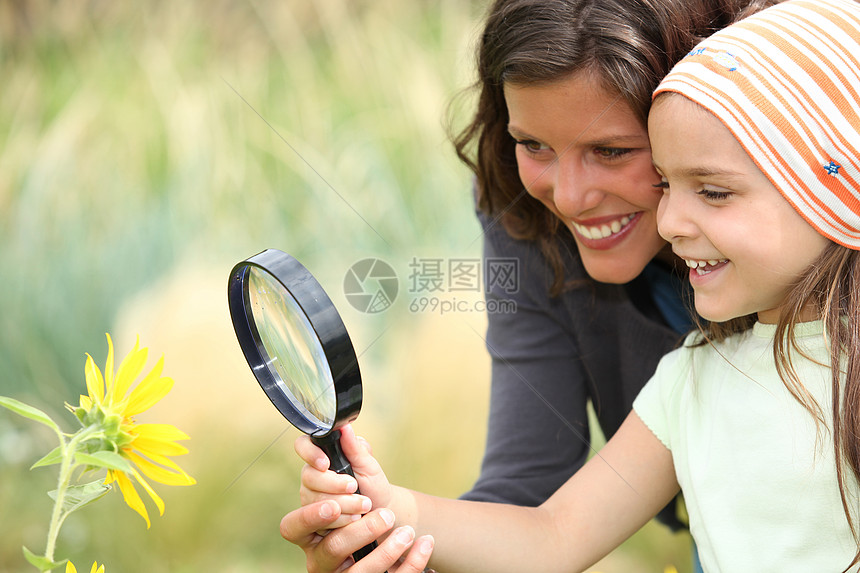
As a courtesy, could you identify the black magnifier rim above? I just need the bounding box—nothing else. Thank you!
[228,249,363,438]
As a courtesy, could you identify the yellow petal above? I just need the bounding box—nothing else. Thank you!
[79,395,92,411]
[90,562,102,573]
[130,466,165,516]
[134,423,190,442]
[124,368,172,417]
[113,469,151,528]
[66,562,77,573]
[112,339,147,404]
[132,435,189,457]
[128,451,195,486]
[85,354,105,403]
[104,334,115,398]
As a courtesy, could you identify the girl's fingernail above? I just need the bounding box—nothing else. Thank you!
[393,526,414,545]
[360,496,372,513]
[344,477,358,493]
[319,501,334,519]
[418,536,434,555]
[379,508,395,526]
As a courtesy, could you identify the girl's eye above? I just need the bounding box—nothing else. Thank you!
[652,180,669,192]
[697,188,732,201]
[594,147,632,160]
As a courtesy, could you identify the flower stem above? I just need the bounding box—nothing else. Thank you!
[42,427,98,571]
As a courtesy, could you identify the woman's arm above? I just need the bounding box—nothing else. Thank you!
[463,214,592,505]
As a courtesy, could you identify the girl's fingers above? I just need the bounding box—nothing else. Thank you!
[279,501,342,547]
[390,535,435,573]
[296,435,330,471]
[313,508,398,571]
[301,463,359,497]
[302,494,373,529]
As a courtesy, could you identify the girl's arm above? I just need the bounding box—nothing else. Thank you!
[300,413,679,573]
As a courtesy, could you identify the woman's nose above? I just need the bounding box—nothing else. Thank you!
[551,157,603,217]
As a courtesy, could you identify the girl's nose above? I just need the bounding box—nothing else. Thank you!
[656,187,692,241]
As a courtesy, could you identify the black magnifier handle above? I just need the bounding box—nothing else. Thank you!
[311,430,381,565]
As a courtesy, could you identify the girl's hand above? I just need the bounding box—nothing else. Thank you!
[279,502,435,573]
[296,425,394,527]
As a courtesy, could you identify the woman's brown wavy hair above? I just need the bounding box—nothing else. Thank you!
[451,0,779,294]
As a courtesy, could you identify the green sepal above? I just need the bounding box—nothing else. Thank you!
[31,446,64,470]
[0,396,61,433]
[75,450,133,472]
[48,479,112,514]
[22,545,66,571]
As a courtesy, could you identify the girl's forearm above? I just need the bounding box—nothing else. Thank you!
[389,485,575,573]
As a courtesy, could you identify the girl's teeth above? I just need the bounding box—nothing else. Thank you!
[686,258,729,272]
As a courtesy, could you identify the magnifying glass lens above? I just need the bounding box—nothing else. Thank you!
[246,267,336,430]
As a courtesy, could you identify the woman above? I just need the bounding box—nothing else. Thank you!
[280,0,778,570]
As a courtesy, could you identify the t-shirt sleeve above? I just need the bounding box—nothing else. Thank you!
[632,339,695,451]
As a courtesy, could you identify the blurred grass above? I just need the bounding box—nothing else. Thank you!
[0,1,691,571]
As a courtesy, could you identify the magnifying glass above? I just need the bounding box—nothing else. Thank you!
[228,248,380,564]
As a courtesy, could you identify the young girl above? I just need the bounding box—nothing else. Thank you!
[295,0,860,570]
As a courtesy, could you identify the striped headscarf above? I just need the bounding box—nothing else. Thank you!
[654,0,860,249]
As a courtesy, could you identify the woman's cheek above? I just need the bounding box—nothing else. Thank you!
[516,154,553,203]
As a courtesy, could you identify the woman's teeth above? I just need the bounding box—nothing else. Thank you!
[573,215,632,240]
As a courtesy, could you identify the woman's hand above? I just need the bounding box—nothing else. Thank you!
[279,501,434,572]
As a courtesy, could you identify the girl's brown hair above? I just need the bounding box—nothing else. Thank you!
[451,0,779,294]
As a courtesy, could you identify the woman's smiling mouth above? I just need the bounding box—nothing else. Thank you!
[571,212,638,240]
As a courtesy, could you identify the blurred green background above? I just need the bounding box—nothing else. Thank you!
[0,1,691,571]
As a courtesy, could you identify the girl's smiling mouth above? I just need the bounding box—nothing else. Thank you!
[682,257,729,276]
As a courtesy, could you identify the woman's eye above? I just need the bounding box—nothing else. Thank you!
[697,188,732,201]
[594,147,632,159]
[515,139,549,154]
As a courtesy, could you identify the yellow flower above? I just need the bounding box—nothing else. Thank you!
[66,561,104,573]
[71,333,195,528]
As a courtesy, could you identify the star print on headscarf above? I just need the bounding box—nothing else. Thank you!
[824,160,842,176]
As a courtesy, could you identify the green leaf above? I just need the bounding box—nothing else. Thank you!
[31,446,64,469]
[48,479,112,514]
[22,545,66,571]
[0,396,61,433]
[75,450,133,472]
